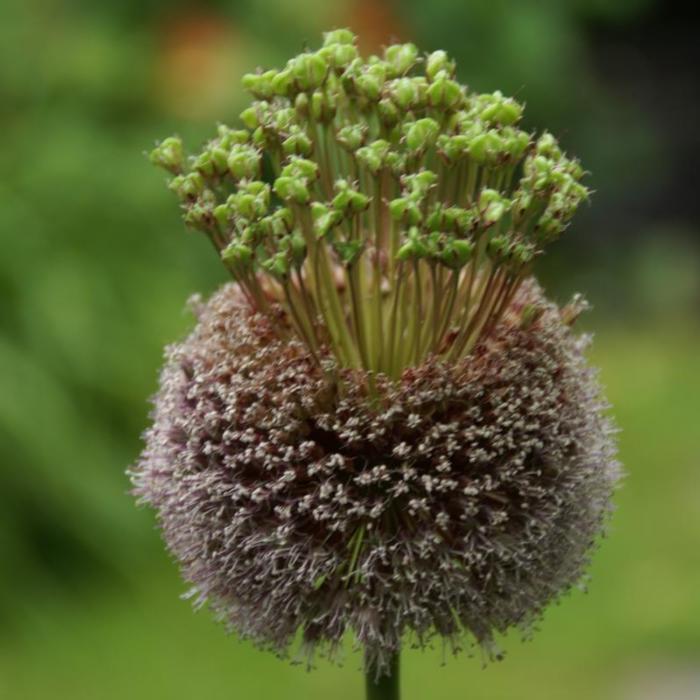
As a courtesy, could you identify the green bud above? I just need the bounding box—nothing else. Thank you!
[149,136,184,173]
[389,77,425,110]
[331,179,370,215]
[262,251,289,278]
[535,213,565,242]
[169,172,204,200]
[337,124,367,152]
[384,43,419,76]
[511,242,536,266]
[227,145,261,180]
[333,239,364,265]
[274,176,311,204]
[221,242,254,267]
[402,169,438,198]
[251,126,267,148]
[241,69,277,99]
[320,42,358,71]
[397,227,427,260]
[282,127,313,157]
[281,157,319,183]
[440,237,474,268]
[479,90,523,125]
[426,50,455,81]
[290,52,328,91]
[271,69,294,97]
[183,202,213,231]
[310,89,336,122]
[404,118,440,152]
[536,132,562,159]
[216,125,249,149]
[437,134,469,163]
[504,128,531,161]
[213,203,230,228]
[311,202,343,238]
[427,76,462,109]
[355,71,383,101]
[487,234,509,261]
[479,189,511,224]
[322,28,356,46]
[389,197,422,225]
[294,92,309,118]
[377,97,400,127]
[240,106,261,130]
[451,238,475,264]
[356,139,390,175]
[195,146,229,176]
[273,107,297,133]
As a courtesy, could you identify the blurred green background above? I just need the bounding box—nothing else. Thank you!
[1,1,699,698]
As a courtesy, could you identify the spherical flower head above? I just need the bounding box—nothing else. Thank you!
[133,29,621,677]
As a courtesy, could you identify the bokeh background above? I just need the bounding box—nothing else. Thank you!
[1,1,699,698]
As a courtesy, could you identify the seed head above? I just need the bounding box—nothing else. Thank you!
[134,30,620,676]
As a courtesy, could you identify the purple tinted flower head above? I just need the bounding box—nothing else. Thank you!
[132,29,620,681]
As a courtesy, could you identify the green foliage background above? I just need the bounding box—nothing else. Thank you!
[1,1,698,698]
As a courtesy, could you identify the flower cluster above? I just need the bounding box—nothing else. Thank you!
[150,29,589,377]
[136,30,620,679]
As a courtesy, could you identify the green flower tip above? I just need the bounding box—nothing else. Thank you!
[149,29,590,377]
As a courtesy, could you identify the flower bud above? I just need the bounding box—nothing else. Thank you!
[274,176,311,204]
[282,127,313,157]
[427,75,463,109]
[425,50,455,81]
[331,179,370,215]
[221,242,254,267]
[479,189,511,224]
[242,70,277,99]
[310,89,337,123]
[290,52,329,91]
[149,136,184,173]
[337,124,367,152]
[368,98,396,130]
[281,157,319,183]
[384,43,419,76]
[227,145,261,180]
[389,197,422,226]
[168,172,204,200]
[479,91,523,126]
[271,69,295,97]
[311,202,344,238]
[262,251,290,279]
[355,68,384,101]
[404,118,440,152]
[356,140,390,175]
[216,126,249,149]
[402,169,438,198]
[388,77,426,110]
[322,28,356,46]
[333,239,364,265]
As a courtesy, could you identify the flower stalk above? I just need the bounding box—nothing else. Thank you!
[365,651,399,700]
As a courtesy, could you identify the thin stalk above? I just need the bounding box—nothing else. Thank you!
[365,651,400,700]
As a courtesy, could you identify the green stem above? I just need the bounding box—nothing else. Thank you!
[365,651,400,700]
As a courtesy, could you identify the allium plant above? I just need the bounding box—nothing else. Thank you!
[132,29,621,699]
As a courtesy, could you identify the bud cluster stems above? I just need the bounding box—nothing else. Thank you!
[150,29,588,390]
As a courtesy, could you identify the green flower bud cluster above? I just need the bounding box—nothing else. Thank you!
[149,30,589,376]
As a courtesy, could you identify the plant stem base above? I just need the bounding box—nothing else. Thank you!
[365,651,400,700]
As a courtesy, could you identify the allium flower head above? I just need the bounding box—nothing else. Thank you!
[133,29,621,680]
